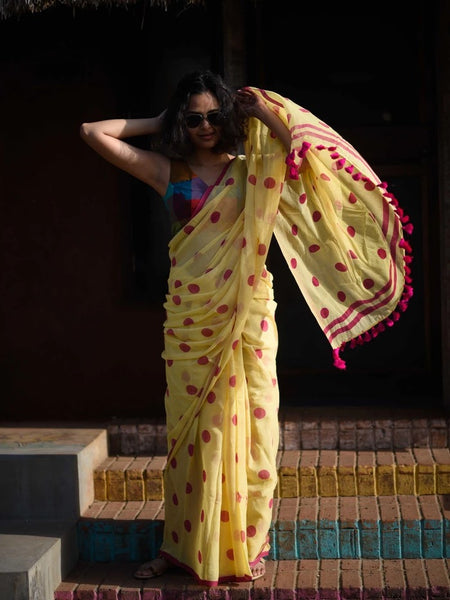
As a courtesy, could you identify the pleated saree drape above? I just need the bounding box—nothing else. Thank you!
[158,89,412,585]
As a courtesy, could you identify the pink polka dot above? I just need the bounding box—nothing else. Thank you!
[217,304,228,314]
[248,174,257,185]
[171,257,177,266]
[236,492,242,502]
[202,430,211,443]
[235,453,239,463]
[232,339,239,350]
[184,520,191,532]
[337,291,346,302]
[291,224,298,236]
[262,268,267,278]
[188,443,194,456]
[201,328,213,337]
[172,531,179,543]
[349,250,358,259]
[198,356,209,365]
[335,263,348,272]
[299,193,307,204]
[202,469,207,482]
[269,498,274,508]
[186,385,197,395]
[200,509,205,522]
[320,308,329,318]
[264,177,276,189]
[255,349,263,359]
[226,549,234,560]
[221,510,229,522]
[167,359,173,367]
[172,493,178,505]
[207,391,216,403]
[184,225,194,234]
[272,377,277,387]
[260,319,268,332]
[226,177,235,185]
[247,525,256,538]
[232,414,237,425]
[214,366,221,376]
[170,457,177,468]
[347,226,355,237]
[240,530,246,542]
[188,283,200,294]
[224,269,232,280]
[173,295,181,305]
[229,375,236,387]
[186,482,193,494]
[313,211,322,222]
[312,276,320,287]
[290,258,297,269]
[247,274,255,286]
[378,248,387,259]
[179,343,191,353]
[309,244,320,253]
[363,278,375,289]
[166,329,174,336]
[258,243,267,255]
[348,192,357,204]
[254,407,266,419]
[320,173,331,181]
[242,237,247,248]
[198,550,202,563]
[183,317,194,326]
[174,280,182,288]
[258,469,270,480]
[211,211,221,223]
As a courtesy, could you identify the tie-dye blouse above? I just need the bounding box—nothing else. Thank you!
[162,158,237,236]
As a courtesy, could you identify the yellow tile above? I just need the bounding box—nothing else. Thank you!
[318,466,337,497]
[107,469,127,501]
[93,468,107,501]
[396,465,415,495]
[356,466,375,496]
[415,465,435,495]
[436,466,450,494]
[299,466,318,497]
[376,465,395,495]
[337,466,356,497]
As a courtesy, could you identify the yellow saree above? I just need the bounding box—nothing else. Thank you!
[159,89,412,585]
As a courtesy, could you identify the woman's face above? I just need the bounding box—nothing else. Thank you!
[185,92,221,151]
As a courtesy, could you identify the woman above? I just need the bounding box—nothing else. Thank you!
[80,70,412,586]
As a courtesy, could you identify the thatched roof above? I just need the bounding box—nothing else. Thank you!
[0,0,204,19]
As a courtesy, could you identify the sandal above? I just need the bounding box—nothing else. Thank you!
[251,558,266,581]
[133,556,170,580]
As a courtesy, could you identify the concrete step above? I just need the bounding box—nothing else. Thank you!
[77,495,450,562]
[92,449,450,502]
[54,558,450,599]
[0,427,108,520]
[0,427,108,600]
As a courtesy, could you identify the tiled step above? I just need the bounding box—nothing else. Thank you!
[54,558,450,599]
[77,495,450,562]
[107,406,450,455]
[93,449,450,502]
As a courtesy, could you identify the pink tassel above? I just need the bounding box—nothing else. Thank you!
[298,142,311,157]
[404,223,414,235]
[330,152,340,159]
[363,331,372,342]
[315,144,326,150]
[289,166,299,180]
[336,159,346,169]
[345,165,354,174]
[352,173,362,181]
[333,348,346,370]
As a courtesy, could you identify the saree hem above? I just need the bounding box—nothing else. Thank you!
[159,549,269,587]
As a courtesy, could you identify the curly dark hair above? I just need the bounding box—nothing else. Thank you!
[160,70,247,157]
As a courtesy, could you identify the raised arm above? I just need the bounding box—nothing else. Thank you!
[79,113,170,196]
[235,88,291,152]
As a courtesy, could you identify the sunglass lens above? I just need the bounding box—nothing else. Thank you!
[207,112,221,125]
[185,114,203,128]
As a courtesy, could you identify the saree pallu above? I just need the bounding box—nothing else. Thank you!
[159,90,412,585]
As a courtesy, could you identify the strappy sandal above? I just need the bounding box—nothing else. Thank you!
[251,558,266,581]
[133,557,170,580]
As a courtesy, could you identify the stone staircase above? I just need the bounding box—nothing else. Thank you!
[2,405,450,599]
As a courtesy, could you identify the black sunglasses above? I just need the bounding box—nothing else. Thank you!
[184,110,222,129]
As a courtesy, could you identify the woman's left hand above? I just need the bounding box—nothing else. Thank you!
[235,87,266,119]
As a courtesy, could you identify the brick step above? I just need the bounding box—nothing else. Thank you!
[107,406,450,455]
[93,449,450,502]
[78,495,450,562]
[54,558,450,599]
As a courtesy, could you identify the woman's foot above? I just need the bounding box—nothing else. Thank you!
[251,559,266,580]
[134,556,170,579]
